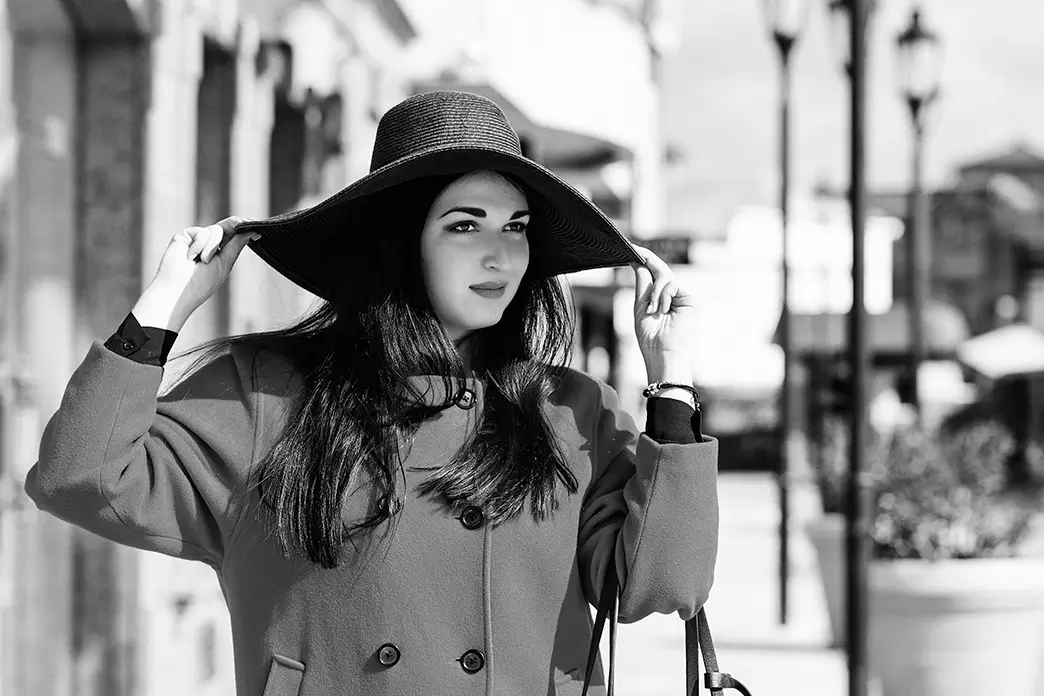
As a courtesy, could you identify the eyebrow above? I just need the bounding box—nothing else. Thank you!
[438,206,530,221]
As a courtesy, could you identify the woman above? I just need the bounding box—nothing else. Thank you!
[25,91,718,696]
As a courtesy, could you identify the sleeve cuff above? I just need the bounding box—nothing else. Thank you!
[103,313,178,367]
[645,397,703,444]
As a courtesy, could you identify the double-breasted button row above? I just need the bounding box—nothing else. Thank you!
[459,505,485,530]
[375,644,485,674]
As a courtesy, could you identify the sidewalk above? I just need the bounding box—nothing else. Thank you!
[610,472,848,695]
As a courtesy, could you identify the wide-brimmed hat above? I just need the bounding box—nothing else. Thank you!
[237,90,643,301]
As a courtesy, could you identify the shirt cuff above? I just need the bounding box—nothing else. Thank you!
[103,312,179,367]
[645,396,702,444]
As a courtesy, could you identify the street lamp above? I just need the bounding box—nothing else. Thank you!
[826,0,876,76]
[896,6,942,414]
[759,0,812,628]
[827,1,874,695]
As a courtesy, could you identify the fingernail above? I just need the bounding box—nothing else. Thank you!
[250,234,261,242]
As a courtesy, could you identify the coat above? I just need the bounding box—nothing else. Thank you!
[25,341,719,696]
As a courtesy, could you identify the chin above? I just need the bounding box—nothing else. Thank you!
[454,312,505,335]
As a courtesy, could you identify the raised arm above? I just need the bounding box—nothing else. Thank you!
[25,337,261,568]
[25,217,262,567]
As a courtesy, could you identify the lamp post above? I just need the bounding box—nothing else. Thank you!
[760,0,812,627]
[896,7,942,415]
[827,0,874,694]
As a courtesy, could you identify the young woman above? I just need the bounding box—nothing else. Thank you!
[25,91,718,696]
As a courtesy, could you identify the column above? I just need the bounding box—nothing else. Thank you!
[228,14,276,336]
[180,35,237,347]
[75,29,153,696]
[4,3,79,693]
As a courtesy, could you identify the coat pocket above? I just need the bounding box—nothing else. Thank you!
[555,667,606,696]
[262,654,305,696]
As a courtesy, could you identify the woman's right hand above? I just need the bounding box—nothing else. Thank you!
[133,216,259,332]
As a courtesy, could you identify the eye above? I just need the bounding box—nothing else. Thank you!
[504,221,528,234]
[447,220,479,234]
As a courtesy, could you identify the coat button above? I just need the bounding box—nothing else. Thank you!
[377,643,400,667]
[459,649,485,674]
[121,339,136,351]
[460,506,485,530]
[456,389,476,410]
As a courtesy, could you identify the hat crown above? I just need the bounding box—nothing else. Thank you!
[370,90,523,172]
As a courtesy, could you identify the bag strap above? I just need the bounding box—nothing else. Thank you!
[581,571,753,696]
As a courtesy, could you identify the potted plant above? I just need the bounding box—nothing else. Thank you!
[804,415,886,648]
[867,420,1044,696]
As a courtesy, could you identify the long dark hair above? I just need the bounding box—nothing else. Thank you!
[178,173,579,568]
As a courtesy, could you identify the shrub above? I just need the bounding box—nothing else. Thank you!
[810,417,1034,559]
[809,415,886,515]
[870,420,1032,560]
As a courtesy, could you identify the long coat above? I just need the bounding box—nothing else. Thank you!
[25,342,719,696]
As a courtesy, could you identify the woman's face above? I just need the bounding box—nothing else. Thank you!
[420,170,531,342]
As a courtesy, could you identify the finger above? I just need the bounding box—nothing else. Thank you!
[633,244,671,276]
[215,215,249,236]
[205,216,258,261]
[633,264,654,313]
[631,245,674,314]
[184,226,210,260]
[671,283,693,310]
[648,268,673,315]
[219,229,261,263]
[200,224,224,263]
[171,227,194,249]
[659,281,678,315]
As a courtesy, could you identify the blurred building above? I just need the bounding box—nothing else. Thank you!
[0,0,414,694]
[811,145,1044,345]
[683,199,906,472]
[1,0,672,694]
[796,145,1044,456]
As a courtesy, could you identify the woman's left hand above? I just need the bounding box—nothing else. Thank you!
[630,245,695,379]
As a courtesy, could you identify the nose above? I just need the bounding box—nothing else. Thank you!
[482,239,512,271]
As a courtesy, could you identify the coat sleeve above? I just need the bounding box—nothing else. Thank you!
[23,341,262,568]
[576,377,719,623]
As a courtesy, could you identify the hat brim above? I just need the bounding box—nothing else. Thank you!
[236,146,643,301]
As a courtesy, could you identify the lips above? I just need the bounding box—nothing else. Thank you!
[470,281,508,299]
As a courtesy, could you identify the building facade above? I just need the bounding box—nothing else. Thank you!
[1,1,667,693]
[0,1,414,694]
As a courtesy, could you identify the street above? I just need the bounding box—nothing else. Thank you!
[612,472,848,695]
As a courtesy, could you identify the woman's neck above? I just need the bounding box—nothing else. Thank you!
[454,334,477,377]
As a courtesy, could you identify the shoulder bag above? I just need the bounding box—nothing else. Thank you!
[581,571,753,695]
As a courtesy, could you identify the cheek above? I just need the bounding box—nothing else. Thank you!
[422,244,467,309]
[513,238,531,274]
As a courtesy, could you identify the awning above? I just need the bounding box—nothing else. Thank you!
[413,80,631,171]
[774,299,970,357]
[956,322,1044,379]
[990,189,1044,254]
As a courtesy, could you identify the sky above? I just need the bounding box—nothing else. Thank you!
[397,0,1044,236]
[661,0,1044,233]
